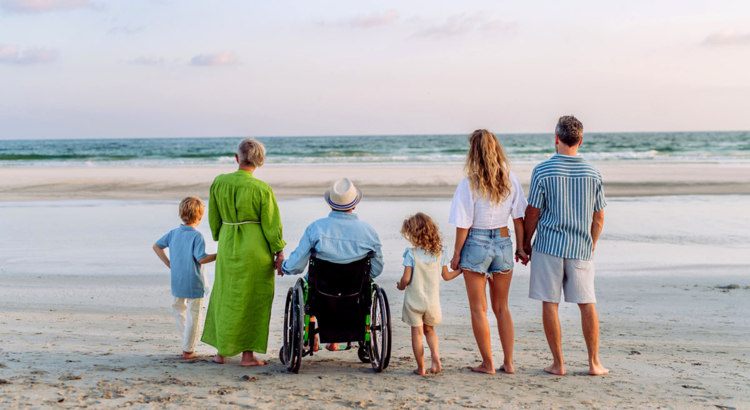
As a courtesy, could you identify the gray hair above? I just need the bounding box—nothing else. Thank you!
[555,115,584,147]
[237,138,266,168]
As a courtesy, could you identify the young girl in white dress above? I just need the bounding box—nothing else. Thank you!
[396,212,462,375]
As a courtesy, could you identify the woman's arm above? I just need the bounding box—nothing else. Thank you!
[208,181,222,242]
[259,189,287,254]
[451,227,469,270]
[153,244,170,269]
[512,217,529,265]
[396,266,413,291]
[441,265,462,281]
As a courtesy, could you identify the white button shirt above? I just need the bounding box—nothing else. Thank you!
[449,172,528,229]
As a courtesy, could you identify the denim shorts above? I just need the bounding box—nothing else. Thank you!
[459,229,514,277]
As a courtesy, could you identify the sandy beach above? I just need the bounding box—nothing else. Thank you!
[1,193,749,409]
[2,162,750,201]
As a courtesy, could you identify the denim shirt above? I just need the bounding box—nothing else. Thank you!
[281,211,384,278]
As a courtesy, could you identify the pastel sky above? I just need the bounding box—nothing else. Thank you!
[1,0,749,139]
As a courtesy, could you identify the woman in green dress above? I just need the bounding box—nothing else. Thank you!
[202,138,286,366]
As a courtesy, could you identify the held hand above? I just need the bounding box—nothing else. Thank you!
[515,250,530,266]
[274,251,285,276]
[523,243,532,259]
[450,254,460,271]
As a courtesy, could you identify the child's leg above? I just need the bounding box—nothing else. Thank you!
[411,326,426,375]
[182,298,203,358]
[423,325,441,373]
[172,298,187,337]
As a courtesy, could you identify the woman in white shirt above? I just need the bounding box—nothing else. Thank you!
[449,129,529,375]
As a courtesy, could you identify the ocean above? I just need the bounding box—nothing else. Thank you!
[1,131,748,167]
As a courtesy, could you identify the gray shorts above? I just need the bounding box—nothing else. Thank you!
[529,251,596,304]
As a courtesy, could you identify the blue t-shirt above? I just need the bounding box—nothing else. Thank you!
[402,246,450,268]
[156,225,209,299]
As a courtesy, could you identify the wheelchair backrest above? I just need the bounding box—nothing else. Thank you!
[308,251,373,297]
[306,251,375,343]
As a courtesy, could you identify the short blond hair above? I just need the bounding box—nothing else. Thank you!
[237,138,266,168]
[179,196,204,224]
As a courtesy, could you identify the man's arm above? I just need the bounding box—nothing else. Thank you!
[369,236,384,279]
[591,210,604,252]
[523,206,541,256]
[281,229,312,276]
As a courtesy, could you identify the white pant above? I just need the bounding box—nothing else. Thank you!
[172,297,204,353]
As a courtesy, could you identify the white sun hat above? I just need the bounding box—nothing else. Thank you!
[325,178,362,211]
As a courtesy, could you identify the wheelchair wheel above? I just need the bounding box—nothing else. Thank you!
[282,282,305,373]
[369,284,391,372]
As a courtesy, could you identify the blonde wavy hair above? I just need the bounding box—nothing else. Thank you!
[400,212,443,257]
[464,129,512,205]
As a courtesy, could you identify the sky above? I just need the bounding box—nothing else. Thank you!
[0,0,749,140]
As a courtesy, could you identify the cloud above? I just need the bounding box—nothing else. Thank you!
[318,9,398,29]
[702,30,750,47]
[109,25,145,36]
[0,45,59,65]
[189,51,238,67]
[125,56,164,66]
[0,0,94,13]
[413,13,517,38]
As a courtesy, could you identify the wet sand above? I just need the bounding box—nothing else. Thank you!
[2,161,750,201]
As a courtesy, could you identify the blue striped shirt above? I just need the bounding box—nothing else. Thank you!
[527,154,606,260]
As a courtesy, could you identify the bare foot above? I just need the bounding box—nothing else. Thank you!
[414,366,426,375]
[499,362,515,374]
[543,363,565,375]
[430,356,442,374]
[325,343,339,351]
[240,352,266,367]
[312,335,320,352]
[182,352,199,359]
[589,363,609,375]
[212,354,225,364]
[471,362,495,374]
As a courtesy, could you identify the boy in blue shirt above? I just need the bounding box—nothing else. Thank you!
[153,196,216,359]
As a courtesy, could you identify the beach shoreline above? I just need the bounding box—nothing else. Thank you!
[2,161,750,201]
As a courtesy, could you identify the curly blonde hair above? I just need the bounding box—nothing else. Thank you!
[400,212,443,257]
[464,129,512,205]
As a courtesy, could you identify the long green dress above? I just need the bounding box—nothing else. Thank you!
[201,170,286,356]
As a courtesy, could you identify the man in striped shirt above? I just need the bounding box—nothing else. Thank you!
[523,115,609,376]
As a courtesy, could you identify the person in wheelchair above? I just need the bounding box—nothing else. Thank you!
[281,177,384,352]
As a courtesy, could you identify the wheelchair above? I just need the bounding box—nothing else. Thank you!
[279,251,392,373]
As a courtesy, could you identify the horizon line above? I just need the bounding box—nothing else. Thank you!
[1,129,748,143]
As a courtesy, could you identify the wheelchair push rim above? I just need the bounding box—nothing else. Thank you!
[282,281,305,373]
[368,284,391,372]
